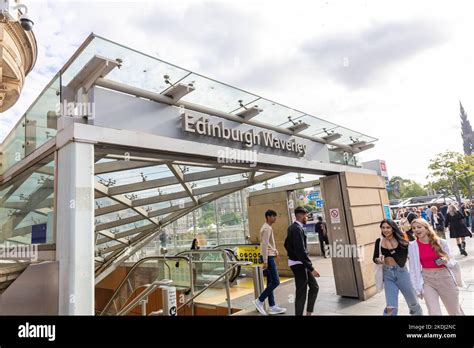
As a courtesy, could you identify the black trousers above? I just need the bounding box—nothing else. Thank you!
[318,233,329,256]
[290,264,319,315]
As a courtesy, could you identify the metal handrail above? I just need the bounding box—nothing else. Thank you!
[176,249,235,314]
[101,256,190,315]
[177,261,251,312]
[212,243,259,249]
[117,279,172,316]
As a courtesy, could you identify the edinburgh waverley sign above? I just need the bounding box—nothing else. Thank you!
[182,114,307,155]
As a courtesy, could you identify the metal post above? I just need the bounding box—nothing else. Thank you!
[214,200,220,246]
[253,265,267,311]
[140,299,147,316]
[56,141,95,315]
[189,257,195,316]
[240,189,248,242]
[192,210,197,235]
[222,250,232,315]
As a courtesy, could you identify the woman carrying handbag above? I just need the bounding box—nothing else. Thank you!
[408,218,465,315]
[373,219,423,316]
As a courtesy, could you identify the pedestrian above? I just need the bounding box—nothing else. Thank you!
[400,212,411,234]
[445,204,472,256]
[190,238,200,250]
[253,210,287,315]
[430,206,446,239]
[404,212,417,241]
[373,219,423,316]
[461,201,471,229]
[284,207,320,316]
[408,218,465,315]
[315,216,329,258]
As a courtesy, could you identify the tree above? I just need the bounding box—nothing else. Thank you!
[220,212,242,226]
[388,176,426,199]
[198,210,215,228]
[427,151,474,204]
[402,182,427,198]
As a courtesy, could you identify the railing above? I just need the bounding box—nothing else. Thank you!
[176,260,251,314]
[102,249,253,316]
[175,249,246,315]
[101,256,191,316]
[117,279,172,316]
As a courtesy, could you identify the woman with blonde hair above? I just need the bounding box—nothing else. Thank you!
[408,218,464,315]
[445,204,472,256]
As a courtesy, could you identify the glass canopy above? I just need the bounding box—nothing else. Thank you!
[61,35,377,146]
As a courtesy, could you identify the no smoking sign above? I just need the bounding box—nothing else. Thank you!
[330,208,340,224]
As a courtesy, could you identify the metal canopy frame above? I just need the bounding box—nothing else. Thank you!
[0,33,381,314]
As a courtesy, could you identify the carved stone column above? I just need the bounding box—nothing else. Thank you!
[0,15,37,112]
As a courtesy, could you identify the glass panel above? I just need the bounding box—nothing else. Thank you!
[179,73,259,113]
[0,116,25,174]
[25,74,60,155]
[245,99,305,126]
[216,191,246,245]
[101,256,191,315]
[62,37,190,94]
[0,155,55,247]
[329,151,359,166]
[60,35,377,148]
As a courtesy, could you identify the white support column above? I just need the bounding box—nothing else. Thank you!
[56,141,95,315]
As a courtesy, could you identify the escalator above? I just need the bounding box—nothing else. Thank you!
[99,249,249,316]
[0,262,30,294]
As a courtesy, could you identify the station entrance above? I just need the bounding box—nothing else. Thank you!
[0,34,386,315]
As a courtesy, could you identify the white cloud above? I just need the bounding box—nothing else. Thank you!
[1,0,473,185]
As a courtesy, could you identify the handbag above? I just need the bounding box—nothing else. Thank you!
[446,261,466,288]
[375,238,384,293]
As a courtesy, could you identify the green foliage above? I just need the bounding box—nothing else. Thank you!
[220,212,242,226]
[388,176,426,199]
[427,151,474,201]
[401,182,427,198]
[198,210,215,228]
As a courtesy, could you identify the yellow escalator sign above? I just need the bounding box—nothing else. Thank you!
[236,245,263,267]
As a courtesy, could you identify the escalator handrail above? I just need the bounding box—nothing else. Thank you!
[176,248,241,284]
[101,256,190,315]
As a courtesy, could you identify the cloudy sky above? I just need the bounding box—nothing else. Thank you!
[1,0,473,184]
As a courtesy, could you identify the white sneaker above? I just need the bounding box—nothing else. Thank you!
[268,305,287,315]
[252,299,267,315]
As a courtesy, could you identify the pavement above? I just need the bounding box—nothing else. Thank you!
[231,237,474,315]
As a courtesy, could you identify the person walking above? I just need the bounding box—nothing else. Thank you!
[404,212,417,241]
[408,218,465,315]
[190,238,200,250]
[284,207,320,316]
[445,204,472,256]
[252,210,287,315]
[373,219,423,316]
[462,201,472,229]
[430,206,446,239]
[315,216,329,258]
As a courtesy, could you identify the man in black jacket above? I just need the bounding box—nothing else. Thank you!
[284,206,320,316]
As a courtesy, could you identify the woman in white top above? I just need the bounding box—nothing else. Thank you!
[408,218,464,315]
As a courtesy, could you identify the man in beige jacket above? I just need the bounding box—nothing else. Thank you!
[252,210,287,315]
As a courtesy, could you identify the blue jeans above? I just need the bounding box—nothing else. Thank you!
[383,264,422,316]
[258,256,280,307]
